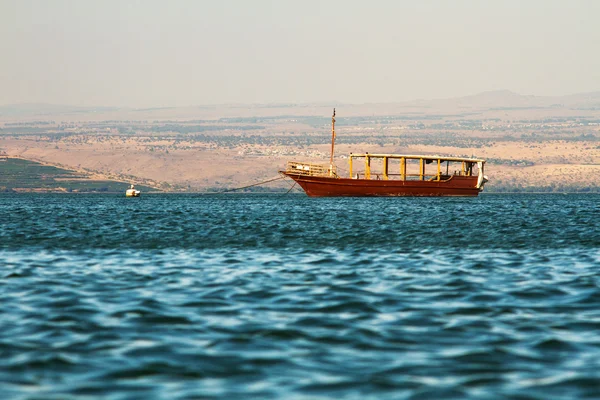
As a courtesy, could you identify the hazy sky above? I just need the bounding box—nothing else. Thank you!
[1,0,599,107]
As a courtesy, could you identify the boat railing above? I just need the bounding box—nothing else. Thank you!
[353,173,455,181]
[286,161,337,177]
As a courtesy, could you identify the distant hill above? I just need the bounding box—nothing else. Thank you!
[379,90,599,114]
[0,157,154,193]
[2,90,600,120]
[453,90,544,108]
[0,103,122,117]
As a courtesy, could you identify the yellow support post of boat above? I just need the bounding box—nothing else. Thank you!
[437,159,441,181]
[329,109,336,177]
[365,156,371,180]
[462,161,466,176]
[400,157,406,181]
[349,156,353,178]
[383,157,388,180]
[419,158,424,180]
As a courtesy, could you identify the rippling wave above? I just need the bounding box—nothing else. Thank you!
[1,194,600,399]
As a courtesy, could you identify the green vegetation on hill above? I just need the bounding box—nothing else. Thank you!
[0,158,153,192]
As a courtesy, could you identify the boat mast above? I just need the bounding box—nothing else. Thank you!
[329,108,336,176]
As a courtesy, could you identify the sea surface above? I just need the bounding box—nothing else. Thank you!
[1,193,600,399]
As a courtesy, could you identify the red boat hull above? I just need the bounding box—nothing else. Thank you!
[282,173,481,197]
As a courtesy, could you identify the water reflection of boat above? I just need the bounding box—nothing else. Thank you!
[281,109,488,197]
[126,184,141,197]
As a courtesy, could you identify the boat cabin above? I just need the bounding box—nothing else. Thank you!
[347,154,485,182]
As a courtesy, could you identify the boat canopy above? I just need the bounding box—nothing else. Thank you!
[348,153,486,163]
[346,153,485,182]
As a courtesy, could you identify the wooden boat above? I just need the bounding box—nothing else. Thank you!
[281,110,488,197]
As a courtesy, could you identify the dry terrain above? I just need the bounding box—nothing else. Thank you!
[1,91,600,192]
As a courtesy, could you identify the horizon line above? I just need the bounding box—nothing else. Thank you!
[2,89,600,111]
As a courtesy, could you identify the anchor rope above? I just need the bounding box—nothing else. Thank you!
[284,181,298,194]
[209,175,287,194]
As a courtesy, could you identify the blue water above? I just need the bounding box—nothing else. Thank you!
[1,193,600,399]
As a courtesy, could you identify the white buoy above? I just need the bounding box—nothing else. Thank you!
[126,184,140,197]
